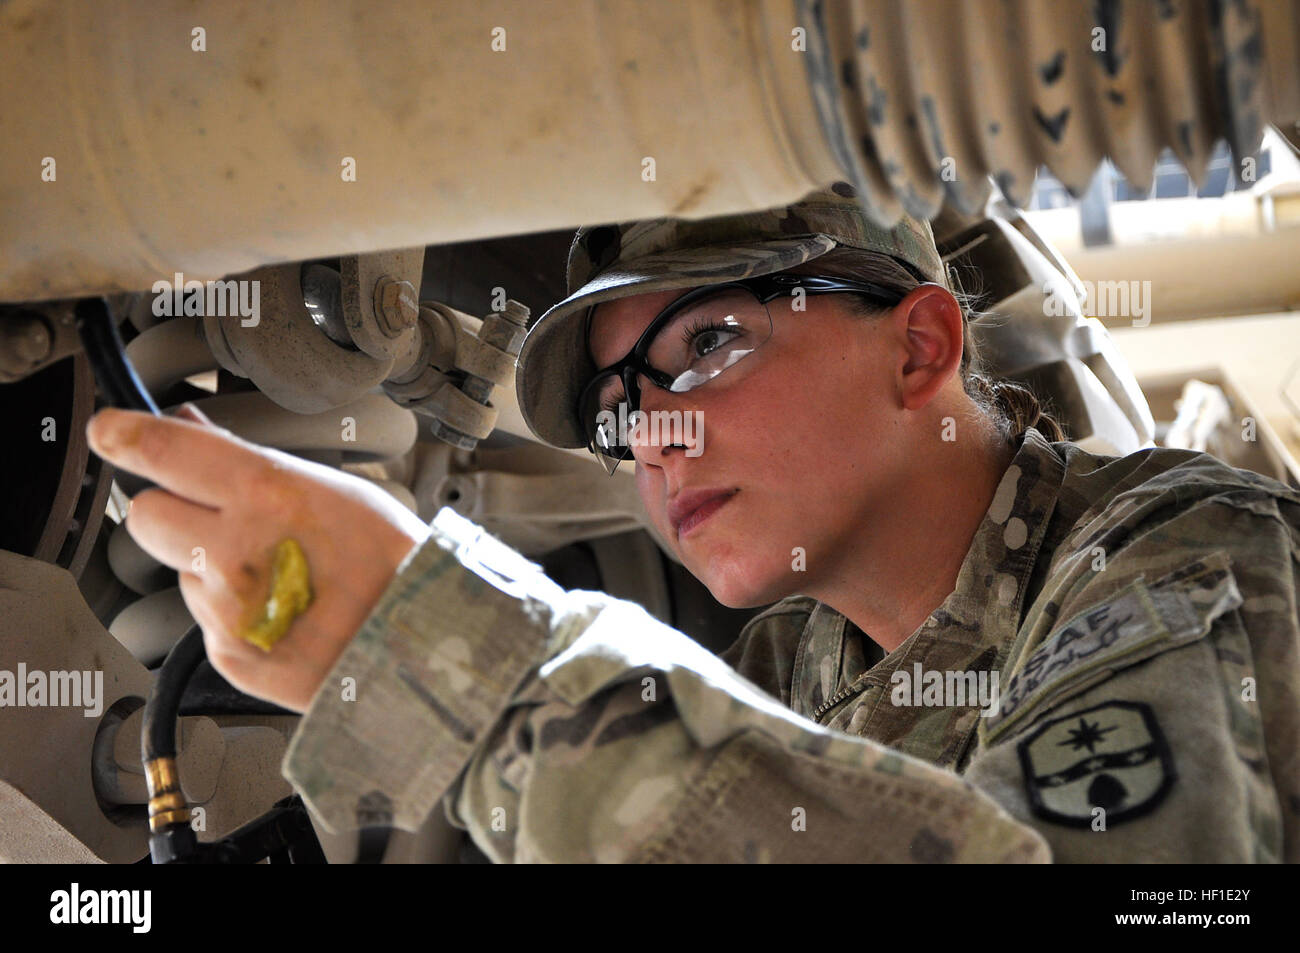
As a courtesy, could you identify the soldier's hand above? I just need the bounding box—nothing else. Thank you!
[86,405,429,713]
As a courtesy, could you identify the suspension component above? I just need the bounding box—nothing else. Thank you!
[384,299,530,450]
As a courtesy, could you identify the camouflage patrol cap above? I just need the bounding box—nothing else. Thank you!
[515,180,946,450]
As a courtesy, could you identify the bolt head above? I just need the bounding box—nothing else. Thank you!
[376,278,418,336]
[428,418,478,450]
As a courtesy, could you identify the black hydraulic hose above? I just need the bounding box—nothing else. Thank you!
[73,296,160,414]
[141,625,206,863]
[141,624,206,762]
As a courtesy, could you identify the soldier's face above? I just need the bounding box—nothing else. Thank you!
[587,286,911,609]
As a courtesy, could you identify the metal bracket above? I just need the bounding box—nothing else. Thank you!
[340,247,424,362]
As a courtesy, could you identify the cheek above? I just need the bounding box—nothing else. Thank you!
[701,335,902,542]
[634,463,670,534]
[708,335,889,463]
[635,462,656,501]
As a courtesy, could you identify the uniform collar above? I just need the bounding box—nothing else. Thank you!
[925,426,1069,640]
[792,427,1068,764]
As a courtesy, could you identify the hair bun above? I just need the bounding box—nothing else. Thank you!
[972,376,1066,442]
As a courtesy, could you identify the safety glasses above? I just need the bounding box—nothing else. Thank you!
[579,273,905,474]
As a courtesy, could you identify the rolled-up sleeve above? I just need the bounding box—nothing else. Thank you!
[283,510,1050,862]
[281,508,600,833]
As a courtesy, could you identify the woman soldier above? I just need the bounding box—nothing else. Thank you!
[89,183,1300,862]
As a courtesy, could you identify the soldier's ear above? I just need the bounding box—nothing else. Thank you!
[894,285,963,411]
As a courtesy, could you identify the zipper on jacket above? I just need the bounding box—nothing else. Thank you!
[812,678,875,723]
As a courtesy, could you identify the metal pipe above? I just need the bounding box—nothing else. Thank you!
[124,315,218,396]
[180,390,418,461]
[4,1,1294,303]
[108,520,179,596]
[109,587,196,668]
[0,0,837,302]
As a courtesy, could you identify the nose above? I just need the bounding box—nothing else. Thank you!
[627,374,697,468]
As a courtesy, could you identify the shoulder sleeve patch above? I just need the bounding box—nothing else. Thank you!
[982,551,1242,745]
[1017,700,1175,827]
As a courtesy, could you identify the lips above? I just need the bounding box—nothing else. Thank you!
[668,487,738,538]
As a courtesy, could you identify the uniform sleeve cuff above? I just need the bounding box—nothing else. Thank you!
[280,508,583,833]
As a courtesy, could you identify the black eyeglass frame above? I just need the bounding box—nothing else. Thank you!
[579,272,907,463]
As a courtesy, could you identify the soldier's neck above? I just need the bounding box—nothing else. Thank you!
[806,426,1018,654]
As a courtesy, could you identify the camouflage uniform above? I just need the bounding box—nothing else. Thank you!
[282,428,1300,861]
[281,184,1300,861]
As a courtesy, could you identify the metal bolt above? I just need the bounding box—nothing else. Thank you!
[0,311,52,375]
[428,418,478,450]
[425,299,531,452]
[478,299,530,356]
[374,277,418,337]
[499,298,530,328]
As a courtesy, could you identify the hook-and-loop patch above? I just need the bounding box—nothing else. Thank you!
[1016,700,1175,827]
[981,551,1242,746]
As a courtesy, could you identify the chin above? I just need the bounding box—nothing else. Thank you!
[695,557,795,610]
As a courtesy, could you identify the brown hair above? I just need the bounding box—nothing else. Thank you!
[780,248,1066,443]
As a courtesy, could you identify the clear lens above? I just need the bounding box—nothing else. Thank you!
[647,288,772,392]
[589,377,627,447]
[596,448,624,476]
[581,286,772,474]
[580,372,632,473]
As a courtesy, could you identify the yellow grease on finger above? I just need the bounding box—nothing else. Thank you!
[239,538,313,651]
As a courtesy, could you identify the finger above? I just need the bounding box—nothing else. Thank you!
[124,487,223,574]
[86,408,262,508]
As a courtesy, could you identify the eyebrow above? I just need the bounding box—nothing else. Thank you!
[586,287,696,367]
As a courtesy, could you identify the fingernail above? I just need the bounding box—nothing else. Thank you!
[86,409,113,449]
[86,408,132,456]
